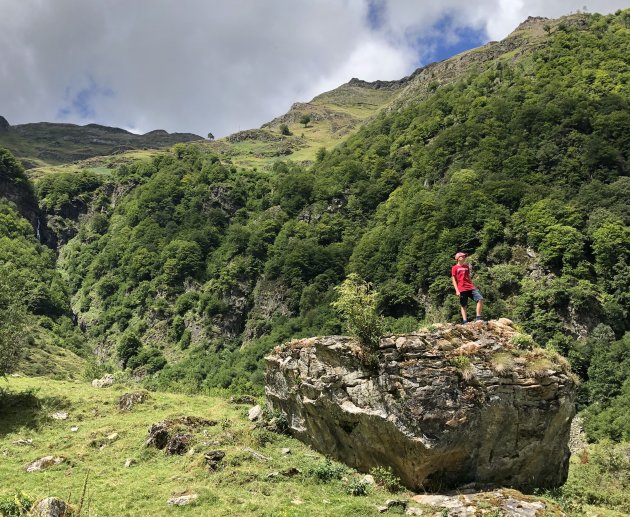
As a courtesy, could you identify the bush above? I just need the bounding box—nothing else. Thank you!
[331,274,383,350]
[309,458,346,482]
[511,333,536,350]
[370,466,404,493]
[116,332,141,369]
[345,478,371,496]
[0,491,34,516]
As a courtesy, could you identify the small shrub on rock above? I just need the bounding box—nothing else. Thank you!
[511,333,536,350]
[331,273,384,351]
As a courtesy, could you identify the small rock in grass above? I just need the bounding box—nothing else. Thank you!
[405,508,423,516]
[385,500,408,511]
[281,447,291,455]
[204,450,226,471]
[124,458,136,468]
[118,390,150,411]
[25,456,66,472]
[248,404,262,421]
[281,467,301,477]
[291,499,304,505]
[167,494,198,506]
[107,432,119,441]
[70,426,79,432]
[31,496,70,517]
[91,374,114,388]
[230,395,257,405]
[51,411,68,420]
[267,471,279,479]
[243,447,271,461]
[13,439,33,446]
[361,474,375,485]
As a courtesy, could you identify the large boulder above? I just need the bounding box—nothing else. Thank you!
[265,319,576,492]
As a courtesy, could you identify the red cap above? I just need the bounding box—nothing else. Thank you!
[454,252,467,260]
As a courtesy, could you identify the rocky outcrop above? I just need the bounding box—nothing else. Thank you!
[265,319,576,492]
[0,115,10,131]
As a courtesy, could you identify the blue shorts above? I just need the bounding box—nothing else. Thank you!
[460,289,483,307]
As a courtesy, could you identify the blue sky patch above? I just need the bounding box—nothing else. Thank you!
[57,77,114,121]
[415,15,488,66]
[366,0,385,30]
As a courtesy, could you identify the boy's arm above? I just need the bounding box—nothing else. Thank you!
[451,275,459,295]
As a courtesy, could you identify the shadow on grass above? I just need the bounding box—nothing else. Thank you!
[0,386,71,437]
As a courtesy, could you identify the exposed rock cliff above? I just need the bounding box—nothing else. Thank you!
[265,319,576,492]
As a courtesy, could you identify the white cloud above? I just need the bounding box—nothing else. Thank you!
[0,0,626,136]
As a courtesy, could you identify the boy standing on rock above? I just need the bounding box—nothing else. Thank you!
[451,252,484,324]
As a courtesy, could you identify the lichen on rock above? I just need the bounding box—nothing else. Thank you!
[265,319,576,492]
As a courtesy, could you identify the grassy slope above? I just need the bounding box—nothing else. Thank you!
[0,377,390,516]
[0,376,581,517]
[25,149,163,181]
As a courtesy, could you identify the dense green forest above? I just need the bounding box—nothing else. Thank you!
[1,10,629,444]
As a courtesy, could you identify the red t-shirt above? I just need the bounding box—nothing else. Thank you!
[452,263,475,292]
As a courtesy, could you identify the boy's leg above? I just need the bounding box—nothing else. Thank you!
[471,289,484,319]
[459,291,469,322]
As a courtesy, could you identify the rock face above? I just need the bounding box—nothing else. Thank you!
[265,319,576,492]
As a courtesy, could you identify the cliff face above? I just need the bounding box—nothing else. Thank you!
[265,319,576,492]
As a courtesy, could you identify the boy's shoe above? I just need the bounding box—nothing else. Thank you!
[461,320,468,324]
[475,316,484,322]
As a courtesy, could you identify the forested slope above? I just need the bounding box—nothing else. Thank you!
[1,10,629,442]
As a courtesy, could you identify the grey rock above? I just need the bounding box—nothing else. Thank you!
[124,458,136,468]
[248,404,262,421]
[25,456,66,472]
[167,494,198,506]
[243,447,271,461]
[411,490,550,517]
[30,497,70,516]
[265,320,576,492]
[281,447,291,455]
[118,390,150,411]
[92,374,114,388]
[51,411,68,420]
[204,450,226,470]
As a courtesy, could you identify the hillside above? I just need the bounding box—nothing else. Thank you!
[0,116,203,169]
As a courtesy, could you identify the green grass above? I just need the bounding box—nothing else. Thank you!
[0,376,617,516]
[26,149,163,181]
[0,377,414,516]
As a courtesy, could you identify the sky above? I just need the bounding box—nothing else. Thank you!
[0,0,627,137]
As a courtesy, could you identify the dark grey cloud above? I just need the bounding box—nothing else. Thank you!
[0,0,626,136]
